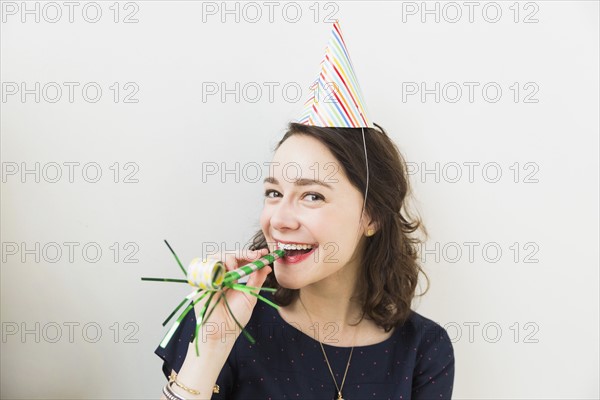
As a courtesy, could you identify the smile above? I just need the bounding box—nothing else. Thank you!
[276,241,318,264]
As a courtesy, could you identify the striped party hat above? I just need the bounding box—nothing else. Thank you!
[296,21,372,128]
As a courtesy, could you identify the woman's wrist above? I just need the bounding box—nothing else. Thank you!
[196,319,243,346]
[168,337,235,399]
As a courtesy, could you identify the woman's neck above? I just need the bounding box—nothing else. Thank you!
[298,279,363,327]
[280,266,364,347]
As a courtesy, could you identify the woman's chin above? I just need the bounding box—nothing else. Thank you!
[276,278,304,290]
[273,269,305,290]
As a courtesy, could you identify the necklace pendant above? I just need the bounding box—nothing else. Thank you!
[337,392,344,400]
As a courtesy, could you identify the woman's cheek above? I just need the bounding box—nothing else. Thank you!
[259,210,271,235]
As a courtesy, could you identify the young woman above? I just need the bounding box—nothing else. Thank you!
[156,122,455,399]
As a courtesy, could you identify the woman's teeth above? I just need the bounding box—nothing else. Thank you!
[277,242,314,251]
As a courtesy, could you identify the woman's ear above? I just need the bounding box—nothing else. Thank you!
[364,216,379,237]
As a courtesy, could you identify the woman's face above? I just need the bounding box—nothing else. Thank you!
[260,134,369,289]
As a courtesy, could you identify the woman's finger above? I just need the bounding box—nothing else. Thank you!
[221,248,269,271]
[246,265,272,291]
[222,253,240,271]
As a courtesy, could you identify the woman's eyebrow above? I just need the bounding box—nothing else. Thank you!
[263,176,333,189]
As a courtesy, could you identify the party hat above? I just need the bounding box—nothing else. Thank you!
[296,21,372,128]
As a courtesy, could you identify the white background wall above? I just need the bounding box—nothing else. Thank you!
[1,1,598,398]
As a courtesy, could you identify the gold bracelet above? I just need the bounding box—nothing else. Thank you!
[169,371,201,395]
[168,371,220,395]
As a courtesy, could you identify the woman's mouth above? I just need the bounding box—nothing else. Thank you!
[276,242,318,264]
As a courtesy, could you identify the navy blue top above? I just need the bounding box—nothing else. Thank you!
[155,293,455,399]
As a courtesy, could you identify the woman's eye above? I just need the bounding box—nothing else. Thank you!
[264,189,324,202]
[264,189,281,198]
[304,192,325,202]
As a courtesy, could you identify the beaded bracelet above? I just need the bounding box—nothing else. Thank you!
[163,382,185,400]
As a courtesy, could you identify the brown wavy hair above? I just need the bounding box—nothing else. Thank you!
[248,122,429,331]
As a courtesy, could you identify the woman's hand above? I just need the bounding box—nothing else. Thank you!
[169,249,273,399]
[192,248,271,345]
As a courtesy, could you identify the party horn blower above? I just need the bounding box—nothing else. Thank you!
[142,240,284,356]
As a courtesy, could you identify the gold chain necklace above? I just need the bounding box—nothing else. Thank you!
[298,296,357,400]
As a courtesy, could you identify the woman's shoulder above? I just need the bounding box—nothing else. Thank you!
[402,309,450,336]
[401,310,453,341]
[399,309,455,362]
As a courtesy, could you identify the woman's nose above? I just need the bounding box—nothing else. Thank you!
[270,200,300,231]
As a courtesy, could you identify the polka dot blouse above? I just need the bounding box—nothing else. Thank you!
[155,292,455,399]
